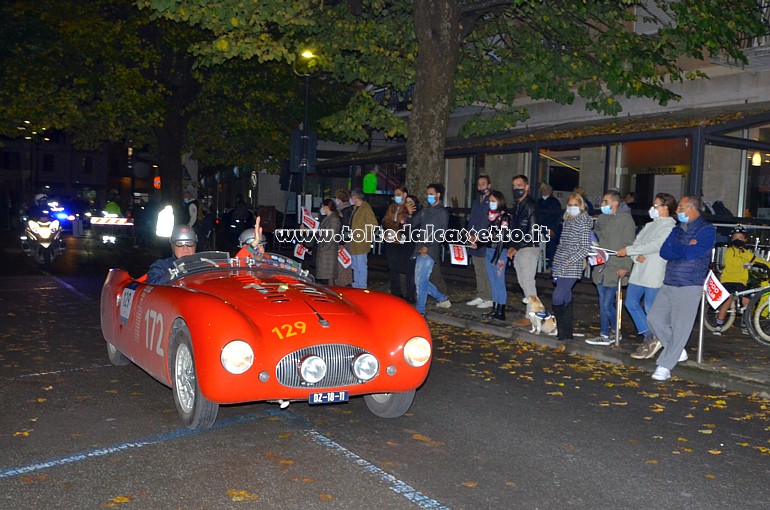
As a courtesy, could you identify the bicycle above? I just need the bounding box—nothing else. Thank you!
[703,266,770,347]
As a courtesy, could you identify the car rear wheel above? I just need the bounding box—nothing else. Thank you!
[171,327,219,429]
[364,390,415,418]
[106,342,130,366]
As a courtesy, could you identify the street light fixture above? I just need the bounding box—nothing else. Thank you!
[293,50,317,199]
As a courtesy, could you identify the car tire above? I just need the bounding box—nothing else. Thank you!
[364,390,416,418]
[170,326,219,430]
[106,341,130,366]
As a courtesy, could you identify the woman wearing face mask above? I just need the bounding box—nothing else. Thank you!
[333,189,354,286]
[614,193,677,359]
[381,187,417,301]
[482,190,513,320]
[713,224,770,334]
[305,199,342,285]
[551,193,593,340]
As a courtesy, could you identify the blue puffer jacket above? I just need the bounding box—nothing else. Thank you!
[660,216,716,287]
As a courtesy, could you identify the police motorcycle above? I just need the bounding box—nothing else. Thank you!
[20,194,66,266]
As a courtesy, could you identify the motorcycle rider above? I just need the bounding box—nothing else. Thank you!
[146,225,197,284]
[27,193,50,220]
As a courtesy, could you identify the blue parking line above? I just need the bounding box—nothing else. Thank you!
[0,410,281,479]
[2,408,451,509]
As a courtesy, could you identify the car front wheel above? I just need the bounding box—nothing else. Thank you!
[106,342,130,366]
[171,327,219,429]
[364,390,415,418]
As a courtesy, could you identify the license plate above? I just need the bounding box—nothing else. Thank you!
[308,391,349,405]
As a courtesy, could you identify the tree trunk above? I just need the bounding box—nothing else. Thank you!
[406,0,462,199]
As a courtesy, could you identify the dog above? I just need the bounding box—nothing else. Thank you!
[526,295,558,335]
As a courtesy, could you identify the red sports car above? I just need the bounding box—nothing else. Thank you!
[100,251,432,429]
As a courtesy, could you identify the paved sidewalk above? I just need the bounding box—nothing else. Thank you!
[366,259,770,397]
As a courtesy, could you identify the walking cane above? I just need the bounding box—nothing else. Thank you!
[615,278,623,346]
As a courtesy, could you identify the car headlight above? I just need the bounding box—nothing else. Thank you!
[352,353,379,381]
[299,355,327,384]
[404,336,431,367]
[221,340,254,374]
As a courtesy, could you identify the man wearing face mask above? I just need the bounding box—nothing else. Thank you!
[713,225,770,334]
[465,175,494,309]
[538,182,562,272]
[507,175,541,328]
[408,183,451,315]
[349,188,378,289]
[585,190,636,346]
[646,195,716,381]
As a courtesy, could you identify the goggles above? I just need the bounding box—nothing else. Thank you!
[173,241,195,248]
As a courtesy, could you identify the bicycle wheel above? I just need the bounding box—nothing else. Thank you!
[704,301,735,332]
[748,292,770,348]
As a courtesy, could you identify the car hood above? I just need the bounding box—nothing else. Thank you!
[179,270,356,318]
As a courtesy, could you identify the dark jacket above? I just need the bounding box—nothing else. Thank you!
[467,192,491,257]
[147,256,177,284]
[511,195,538,249]
[409,202,449,262]
[661,215,716,287]
[538,195,562,232]
[487,210,513,265]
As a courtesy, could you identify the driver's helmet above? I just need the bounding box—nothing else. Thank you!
[34,193,48,205]
[169,224,197,245]
[730,224,748,237]
[238,228,266,248]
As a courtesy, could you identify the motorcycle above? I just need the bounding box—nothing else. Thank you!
[20,217,66,266]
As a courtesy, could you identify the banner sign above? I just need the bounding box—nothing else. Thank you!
[338,247,352,268]
[449,244,469,265]
[704,270,729,310]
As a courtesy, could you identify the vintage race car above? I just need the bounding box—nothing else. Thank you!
[100,251,432,429]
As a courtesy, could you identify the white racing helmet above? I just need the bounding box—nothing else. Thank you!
[238,228,266,248]
[34,193,48,205]
[170,224,197,244]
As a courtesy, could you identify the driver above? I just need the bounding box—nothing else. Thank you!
[146,224,197,284]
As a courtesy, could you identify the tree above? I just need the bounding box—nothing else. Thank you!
[0,0,347,206]
[144,0,768,195]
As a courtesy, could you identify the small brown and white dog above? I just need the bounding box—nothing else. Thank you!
[526,295,558,335]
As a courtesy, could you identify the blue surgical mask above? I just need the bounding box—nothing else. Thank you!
[394,196,403,204]
[600,205,612,215]
[183,198,190,204]
[677,212,689,223]
[427,195,436,205]
[489,201,499,211]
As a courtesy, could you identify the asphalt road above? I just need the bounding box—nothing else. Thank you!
[1,233,769,509]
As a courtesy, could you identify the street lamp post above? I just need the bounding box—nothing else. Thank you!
[293,50,316,201]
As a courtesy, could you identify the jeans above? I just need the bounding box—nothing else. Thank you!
[485,248,508,304]
[415,255,448,314]
[625,283,659,336]
[351,254,368,289]
[597,284,618,336]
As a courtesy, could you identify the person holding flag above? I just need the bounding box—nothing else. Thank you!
[646,196,716,381]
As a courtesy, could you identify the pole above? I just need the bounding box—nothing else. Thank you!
[615,278,623,346]
[301,73,310,199]
[697,290,706,364]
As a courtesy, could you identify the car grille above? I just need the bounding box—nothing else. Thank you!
[276,344,370,388]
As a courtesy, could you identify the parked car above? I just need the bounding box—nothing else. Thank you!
[100,251,433,429]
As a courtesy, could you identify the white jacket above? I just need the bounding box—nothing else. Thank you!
[626,217,676,288]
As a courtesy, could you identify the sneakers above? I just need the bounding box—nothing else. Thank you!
[652,366,671,381]
[678,349,688,363]
[477,300,494,309]
[585,334,614,346]
[713,325,722,336]
[466,297,483,306]
[630,338,662,360]
[741,327,749,335]
[436,299,452,309]
[522,297,530,304]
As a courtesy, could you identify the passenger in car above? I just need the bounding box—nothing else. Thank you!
[146,225,198,284]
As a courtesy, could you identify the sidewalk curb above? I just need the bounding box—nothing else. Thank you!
[426,310,770,398]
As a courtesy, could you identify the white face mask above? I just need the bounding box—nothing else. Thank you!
[349,198,355,206]
[649,206,660,219]
[567,206,580,217]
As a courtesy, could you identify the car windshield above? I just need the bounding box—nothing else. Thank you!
[169,251,314,283]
